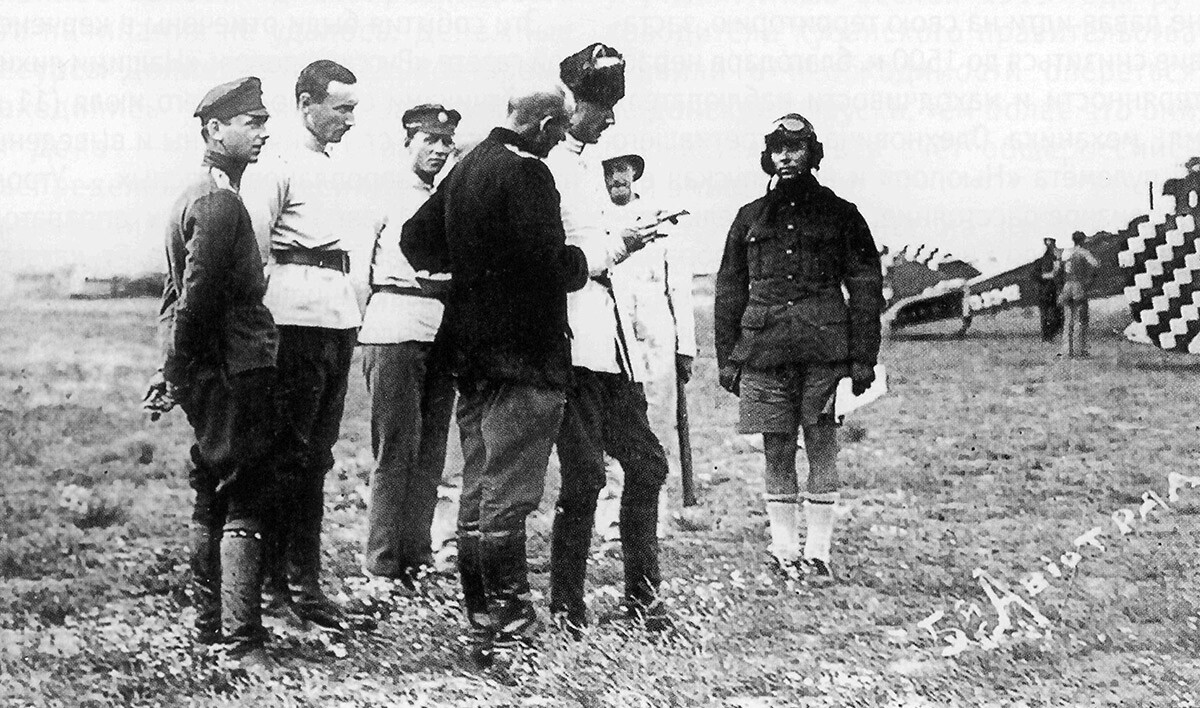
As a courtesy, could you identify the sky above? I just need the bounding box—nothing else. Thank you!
[4,0,1200,276]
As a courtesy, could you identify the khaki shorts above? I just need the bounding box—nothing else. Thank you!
[738,362,845,433]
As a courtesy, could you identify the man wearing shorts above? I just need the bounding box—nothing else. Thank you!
[714,113,883,584]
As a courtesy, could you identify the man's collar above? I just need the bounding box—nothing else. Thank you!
[303,130,331,156]
[769,172,819,195]
[202,149,247,189]
[404,166,435,192]
[489,127,542,157]
[563,133,586,155]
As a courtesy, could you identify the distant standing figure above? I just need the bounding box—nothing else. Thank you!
[150,77,276,667]
[1035,237,1063,341]
[1060,230,1099,357]
[358,104,461,588]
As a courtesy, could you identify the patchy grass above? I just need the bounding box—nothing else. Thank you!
[1,295,1199,707]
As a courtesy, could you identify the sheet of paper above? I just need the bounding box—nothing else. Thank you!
[836,363,888,418]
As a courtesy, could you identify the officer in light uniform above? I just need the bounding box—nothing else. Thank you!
[546,42,671,633]
[358,104,461,587]
[244,59,363,630]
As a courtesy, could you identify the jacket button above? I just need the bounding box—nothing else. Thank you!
[787,224,795,230]
[787,275,794,280]
[786,249,793,254]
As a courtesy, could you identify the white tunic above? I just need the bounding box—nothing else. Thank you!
[357,169,446,344]
[545,135,638,378]
[243,141,362,330]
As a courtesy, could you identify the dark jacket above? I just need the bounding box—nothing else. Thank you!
[714,174,883,371]
[401,128,589,389]
[160,151,278,383]
[1034,248,1061,298]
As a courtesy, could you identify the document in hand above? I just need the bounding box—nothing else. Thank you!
[835,364,887,419]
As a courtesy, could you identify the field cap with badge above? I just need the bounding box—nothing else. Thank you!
[402,103,461,138]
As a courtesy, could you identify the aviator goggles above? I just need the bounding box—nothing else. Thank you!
[765,114,814,139]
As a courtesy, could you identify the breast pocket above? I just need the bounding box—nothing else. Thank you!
[799,224,841,284]
[745,225,791,278]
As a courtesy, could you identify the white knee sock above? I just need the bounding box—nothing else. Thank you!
[765,498,801,561]
[803,494,838,562]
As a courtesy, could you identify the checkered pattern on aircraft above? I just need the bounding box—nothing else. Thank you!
[1120,170,1200,354]
[881,244,978,306]
[884,243,963,272]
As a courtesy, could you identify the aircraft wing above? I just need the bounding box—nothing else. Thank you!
[888,262,1037,329]
[888,230,1131,330]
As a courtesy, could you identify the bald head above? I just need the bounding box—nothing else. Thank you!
[504,83,573,157]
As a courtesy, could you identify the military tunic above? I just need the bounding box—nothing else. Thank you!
[160,150,278,500]
[715,174,883,432]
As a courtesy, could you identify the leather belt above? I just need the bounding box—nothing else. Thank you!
[371,284,447,302]
[273,249,350,273]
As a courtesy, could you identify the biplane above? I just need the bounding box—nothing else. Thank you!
[884,232,1127,333]
[885,160,1200,355]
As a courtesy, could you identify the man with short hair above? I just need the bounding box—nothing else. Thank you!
[245,59,362,630]
[148,76,276,665]
[358,104,461,587]
[715,113,883,585]
[545,43,670,634]
[401,83,587,671]
[1060,230,1100,357]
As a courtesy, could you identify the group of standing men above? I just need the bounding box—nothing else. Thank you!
[402,43,697,670]
[148,41,885,677]
[151,61,384,669]
[149,44,699,673]
[1035,231,1100,357]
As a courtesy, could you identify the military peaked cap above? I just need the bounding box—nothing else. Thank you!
[402,104,461,137]
[194,77,269,122]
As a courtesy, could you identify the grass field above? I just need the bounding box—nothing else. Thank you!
[2,293,1199,707]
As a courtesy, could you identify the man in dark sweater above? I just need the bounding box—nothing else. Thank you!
[714,113,883,585]
[1035,237,1063,341]
[401,84,587,672]
[147,77,277,668]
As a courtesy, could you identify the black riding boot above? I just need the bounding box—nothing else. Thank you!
[259,476,295,618]
[482,531,539,647]
[620,500,668,630]
[289,479,346,630]
[189,520,223,644]
[457,528,493,669]
[220,520,269,659]
[548,499,597,630]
